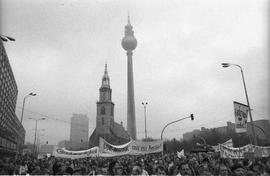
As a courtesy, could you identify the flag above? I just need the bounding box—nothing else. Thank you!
[177,149,185,158]
[233,101,249,133]
[222,139,233,148]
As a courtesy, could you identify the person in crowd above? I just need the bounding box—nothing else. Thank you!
[217,163,230,176]
[231,164,246,176]
[2,150,270,176]
[178,163,193,176]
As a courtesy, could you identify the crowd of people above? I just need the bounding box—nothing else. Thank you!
[0,152,270,175]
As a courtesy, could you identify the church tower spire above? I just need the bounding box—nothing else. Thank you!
[101,64,110,88]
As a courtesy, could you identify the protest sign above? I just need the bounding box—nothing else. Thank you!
[234,101,249,133]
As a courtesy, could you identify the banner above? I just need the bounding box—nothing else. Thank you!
[220,144,251,159]
[99,138,131,157]
[129,139,163,155]
[212,139,233,152]
[53,147,99,159]
[99,138,163,156]
[220,144,270,159]
[234,101,249,133]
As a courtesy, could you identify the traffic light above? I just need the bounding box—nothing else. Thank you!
[190,114,194,120]
[46,141,48,144]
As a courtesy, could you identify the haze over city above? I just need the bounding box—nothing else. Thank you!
[1,0,269,145]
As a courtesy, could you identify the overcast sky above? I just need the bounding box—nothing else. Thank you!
[1,0,269,145]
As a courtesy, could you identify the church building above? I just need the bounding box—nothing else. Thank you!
[89,65,130,146]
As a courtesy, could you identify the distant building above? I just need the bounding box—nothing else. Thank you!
[183,129,201,141]
[183,119,270,144]
[38,144,56,155]
[70,114,89,150]
[0,39,25,157]
[89,65,130,146]
[58,140,68,148]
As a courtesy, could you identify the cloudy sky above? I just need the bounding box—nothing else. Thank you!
[1,0,269,145]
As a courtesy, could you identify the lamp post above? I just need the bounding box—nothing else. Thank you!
[0,34,15,42]
[161,114,194,140]
[37,130,45,155]
[221,63,257,145]
[142,102,148,139]
[21,93,37,123]
[160,114,194,160]
[28,117,45,157]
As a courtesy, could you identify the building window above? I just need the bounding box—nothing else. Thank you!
[111,107,114,116]
[102,117,104,125]
[101,107,105,115]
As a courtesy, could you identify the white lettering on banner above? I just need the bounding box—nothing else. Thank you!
[53,147,99,159]
[234,101,249,133]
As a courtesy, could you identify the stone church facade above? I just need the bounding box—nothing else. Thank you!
[89,65,130,147]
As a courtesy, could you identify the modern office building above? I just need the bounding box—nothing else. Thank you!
[70,113,89,150]
[0,39,25,157]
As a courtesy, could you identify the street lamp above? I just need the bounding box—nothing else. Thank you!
[20,93,37,123]
[142,102,148,139]
[161,114,194,140]
[0,34,15,42]
[221,63,257,145]
[161,114,194,159]
[28,117,45,157]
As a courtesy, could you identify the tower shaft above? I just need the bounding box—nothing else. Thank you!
[127,51,136,139]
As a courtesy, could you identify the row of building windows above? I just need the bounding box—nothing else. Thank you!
[0,57,18,96]
[0,136,17,150]
[0,41,25,153]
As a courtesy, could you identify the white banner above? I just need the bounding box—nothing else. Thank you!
[220,144,270,159]
[220,144,251,159]
[99,138,163,156]
[234,101,249,133]
[53,147,99,159]
[99,138,130,157]
[129,139,163,155]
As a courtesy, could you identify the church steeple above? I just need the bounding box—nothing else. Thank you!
[101,64,110,88]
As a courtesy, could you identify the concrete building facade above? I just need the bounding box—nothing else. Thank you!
[70,114,89,150]
[0,39,25,157]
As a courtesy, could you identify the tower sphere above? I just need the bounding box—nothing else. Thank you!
[121,36,137,51]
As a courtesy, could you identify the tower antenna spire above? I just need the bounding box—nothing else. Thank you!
[128,11,130,24]
[105,63,108,73]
